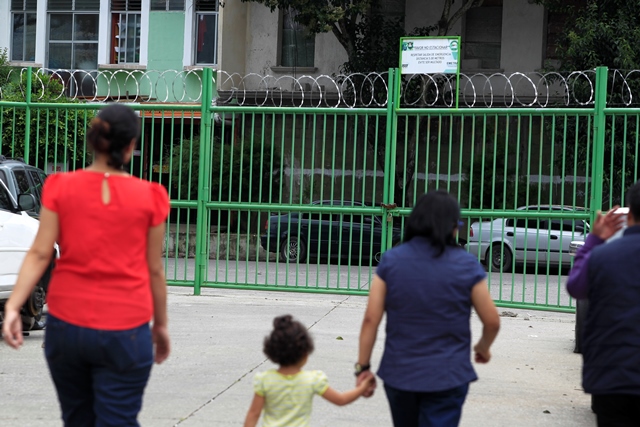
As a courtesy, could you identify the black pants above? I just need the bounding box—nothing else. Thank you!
[384,383,469,427]
[45,315,153,427]
[592,394,640,427]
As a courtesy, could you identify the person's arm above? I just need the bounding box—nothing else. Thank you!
[566,207,625,299]
[243,394,264,427]
[2,207,59,349]
[357,274,386,395]
[147,223,170,364]
[471,279,500,364]
[358,274,386,367]
[566,234,603,299]
[322,373,375,406]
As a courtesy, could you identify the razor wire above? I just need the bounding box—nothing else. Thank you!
[3,67,640,108]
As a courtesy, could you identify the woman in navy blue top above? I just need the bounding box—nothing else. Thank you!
[356,191,500,427]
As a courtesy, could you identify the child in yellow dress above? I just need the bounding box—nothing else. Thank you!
[244,315,374,427]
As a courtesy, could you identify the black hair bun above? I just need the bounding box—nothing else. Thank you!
[274,315,293,330]
[88,118,111,153]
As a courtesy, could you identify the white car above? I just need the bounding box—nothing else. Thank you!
[466,205,589,272]
[0,178,54,330]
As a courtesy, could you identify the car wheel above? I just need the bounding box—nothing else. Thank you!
[280,236,307,263]
[374,240,400,263]
[21,285,46,331]
[487,243,513,273]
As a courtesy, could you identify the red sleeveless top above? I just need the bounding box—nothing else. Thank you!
[42,170,170,330]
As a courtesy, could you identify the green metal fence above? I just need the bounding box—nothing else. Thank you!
[1,66,637,312]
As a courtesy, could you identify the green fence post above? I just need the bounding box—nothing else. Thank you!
[194,68,214,295]
[383,68,398,250]
[591,66,608,220]
[24,67,32,163]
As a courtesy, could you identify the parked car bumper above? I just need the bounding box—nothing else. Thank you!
[569,240,585,255]
[465,241,490,262]
[260,235,279,253]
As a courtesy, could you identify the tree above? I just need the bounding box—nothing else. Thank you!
[166,136,283,231]
[241,0,484,72]
[1,70,93,169]
[241,0,486,206]
[0,48,11,89]
[539,0,640,207]
[540,0,640,70]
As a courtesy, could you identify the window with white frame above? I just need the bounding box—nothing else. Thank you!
[47,0,100,70]
[11,0,38,62]
[280,8,315,68]
[194,0,219,65]
[151,0,185,11]
[463,0,503,70]
[111,0,142,64]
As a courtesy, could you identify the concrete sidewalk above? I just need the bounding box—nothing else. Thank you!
[0,288,594,427]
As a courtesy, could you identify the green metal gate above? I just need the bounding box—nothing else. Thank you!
[1,66,638,312]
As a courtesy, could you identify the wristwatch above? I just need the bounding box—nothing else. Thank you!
[354,363,371,376]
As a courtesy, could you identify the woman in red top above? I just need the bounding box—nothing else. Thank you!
[2,104,171,427]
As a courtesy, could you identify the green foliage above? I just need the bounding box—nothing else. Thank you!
[340,12,435,74]
[464,125,542,210]
[0,48,11,89]
[242,0,477,74]
[541,0,640,71]
[539,0,640,206]
[167,137,283,203]
[241,0,370,34]
[1,72,94,169]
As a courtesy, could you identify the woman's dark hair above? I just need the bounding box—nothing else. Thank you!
[263,315,314,367]
[87,103,140,169]
[404,190,462,256]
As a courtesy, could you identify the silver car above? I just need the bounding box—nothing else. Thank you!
[466,205,589,272]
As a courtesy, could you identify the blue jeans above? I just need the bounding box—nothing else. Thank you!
[384,382,469,427]
[44,315,153,427]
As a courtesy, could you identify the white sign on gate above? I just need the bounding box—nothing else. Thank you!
[399,37,460,75]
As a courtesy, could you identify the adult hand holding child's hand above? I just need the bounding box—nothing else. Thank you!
[357,371,376,397]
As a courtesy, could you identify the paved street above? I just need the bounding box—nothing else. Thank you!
[0,288,592,427]
[165,258,576,308]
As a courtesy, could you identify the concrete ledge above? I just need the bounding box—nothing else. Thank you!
[165,227,277,261]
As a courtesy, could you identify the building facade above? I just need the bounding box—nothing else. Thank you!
[1,0,224,71]
[227,0,549,78]
[1,0,559,79]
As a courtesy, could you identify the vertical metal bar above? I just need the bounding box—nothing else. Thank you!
[24,67,32,163]
[609,116,616,209]
[635,116,639,183]
[447,113,454,192]
[435,116,442,191]
[193,68,214,295]
[413,115,420,204]
[621,116,627,204]
[384,68,397,251]
[401,115,409,206]
[467,117,476,210]
[457,115,465,202]
[591,66,609,219]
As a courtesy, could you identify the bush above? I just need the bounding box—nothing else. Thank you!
[168,136,283,203]
[1,70,94,169]
[0,48,11,89]
[464,128,543,210]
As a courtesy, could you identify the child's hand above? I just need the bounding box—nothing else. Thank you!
[356,371,376,397]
